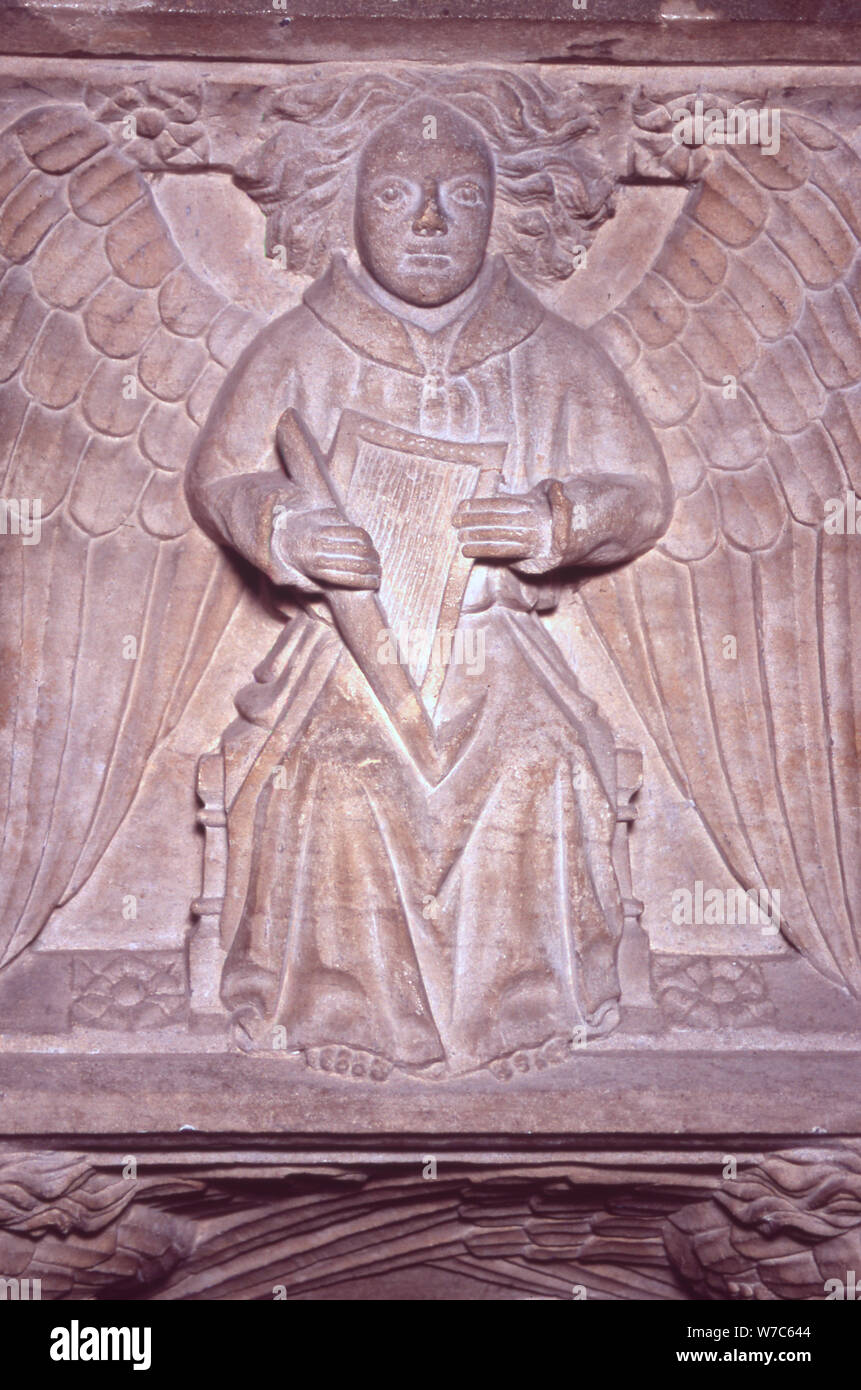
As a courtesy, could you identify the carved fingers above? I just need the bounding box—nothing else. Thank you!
[277,505,381,590]
[452,492,553,562]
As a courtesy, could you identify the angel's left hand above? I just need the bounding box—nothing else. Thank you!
[452,488,553,563]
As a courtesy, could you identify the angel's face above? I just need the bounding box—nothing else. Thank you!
[354,100,494,308]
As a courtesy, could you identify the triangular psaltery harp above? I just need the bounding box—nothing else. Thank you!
[279,408,506,723]
[330,411,506,706]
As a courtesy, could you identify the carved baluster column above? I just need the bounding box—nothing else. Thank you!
[188,750,228,1024]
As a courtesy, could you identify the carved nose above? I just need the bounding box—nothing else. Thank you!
[413,184,447,237]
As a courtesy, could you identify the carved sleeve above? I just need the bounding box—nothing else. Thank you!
[515,333,673,575]
[185,314,320,591]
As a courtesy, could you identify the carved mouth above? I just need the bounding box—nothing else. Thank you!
[403,252,452,269]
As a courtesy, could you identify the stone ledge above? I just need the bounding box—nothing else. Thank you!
[1,1050,859,1137]
[2,2,861,64]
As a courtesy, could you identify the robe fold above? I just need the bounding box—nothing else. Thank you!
[188,252,669,1074]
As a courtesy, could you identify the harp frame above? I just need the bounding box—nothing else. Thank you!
[327,410,507,710]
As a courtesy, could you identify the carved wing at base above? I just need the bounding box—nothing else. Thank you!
[586,109,861,993]
[0,103,270,968]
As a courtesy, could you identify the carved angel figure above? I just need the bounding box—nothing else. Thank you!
[188,92,670,1078]
[0,70,859,1080]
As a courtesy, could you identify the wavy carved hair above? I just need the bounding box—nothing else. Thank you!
[236,69,615,286]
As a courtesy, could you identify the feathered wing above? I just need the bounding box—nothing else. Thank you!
[0,103,270,969]
[584,110,861,992]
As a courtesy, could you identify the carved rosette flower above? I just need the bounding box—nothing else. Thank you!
[72,955,187,1030]
[630,90,721,180]
[652,957,776,1029]
[85,80,209,167]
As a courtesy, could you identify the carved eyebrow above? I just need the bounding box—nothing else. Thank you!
[441,174,490,191]
[368,173,414,187]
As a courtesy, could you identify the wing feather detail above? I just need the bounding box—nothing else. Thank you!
[0,103,257,968]
[590,110,861,991]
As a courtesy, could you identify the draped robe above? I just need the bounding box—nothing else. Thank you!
[188,253,670,1076]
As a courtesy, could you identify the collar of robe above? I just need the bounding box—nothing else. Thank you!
[304,252,546,378]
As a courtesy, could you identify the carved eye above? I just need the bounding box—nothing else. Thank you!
[449,182,485,208]
[374,182,409,210]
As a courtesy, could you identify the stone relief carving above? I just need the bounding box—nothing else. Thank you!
[1,29,861,1310]
[0,63,860,1093]
[188,81,669,1079]
[71,952,187,1030]
[5,1142,859,1302]
[650,955,775,1029]
[665,1146,861,1301]
[0,1149,199,1298]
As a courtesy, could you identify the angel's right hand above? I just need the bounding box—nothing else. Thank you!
[273,505,381,590]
